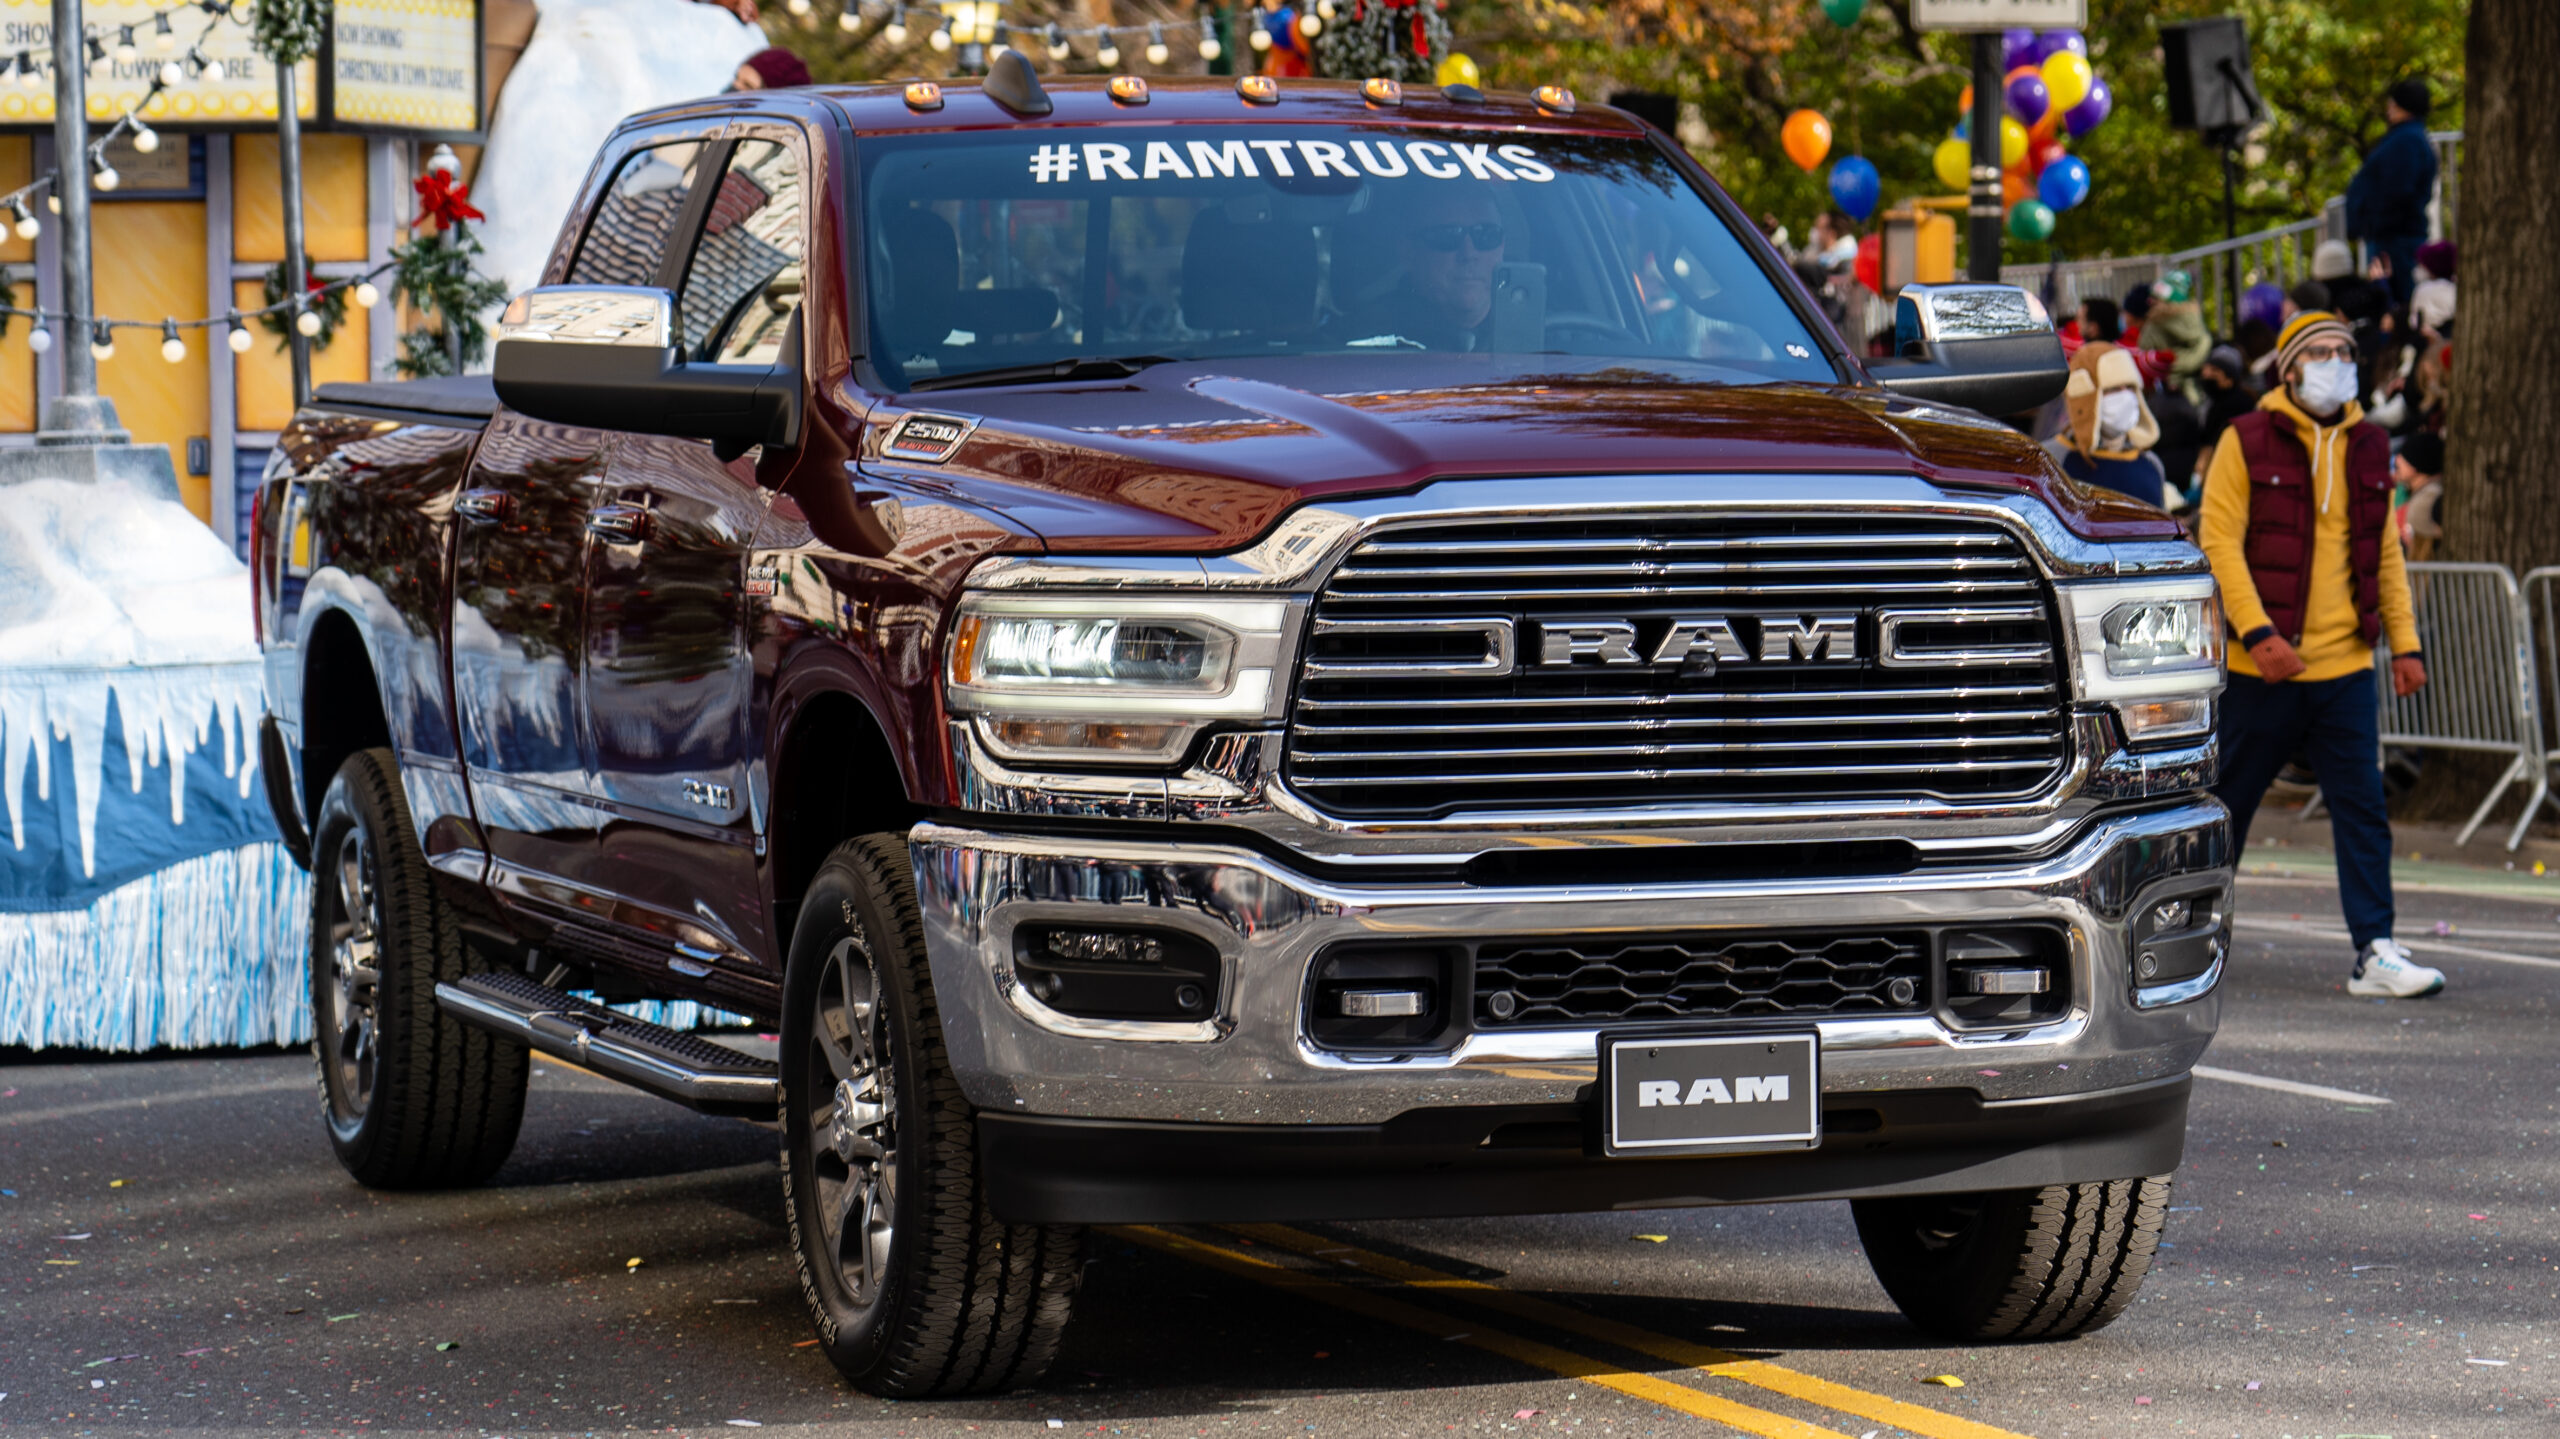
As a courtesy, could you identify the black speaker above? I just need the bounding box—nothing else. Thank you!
[2161,17,2264,135]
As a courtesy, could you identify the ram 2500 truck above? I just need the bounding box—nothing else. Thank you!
[255,61,2231,1396]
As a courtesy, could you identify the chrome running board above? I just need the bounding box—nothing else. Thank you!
[436,971,779,1118]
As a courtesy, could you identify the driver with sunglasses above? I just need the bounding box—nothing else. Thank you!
[1342,185,1508,351]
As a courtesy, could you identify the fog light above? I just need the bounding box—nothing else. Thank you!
[2118,695,2214,743]
[985,717,1187,762]
[1047,929,1164,965]
[1013,926,1220,1023]
[2152,898,2190,931]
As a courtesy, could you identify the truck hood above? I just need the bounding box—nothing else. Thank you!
[854,354,2177,552]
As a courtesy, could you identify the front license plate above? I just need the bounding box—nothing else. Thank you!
[1600,1031,1822,1157]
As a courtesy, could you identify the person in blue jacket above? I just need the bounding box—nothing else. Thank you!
[2347,78,2439,308]
[2046,340,2166,508]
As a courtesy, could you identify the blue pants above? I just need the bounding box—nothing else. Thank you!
[2376,234,2422,308]
[2213,670,2394,949]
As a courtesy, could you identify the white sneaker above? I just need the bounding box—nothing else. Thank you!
[2347,938,2446,998]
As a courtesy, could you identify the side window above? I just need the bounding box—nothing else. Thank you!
[569,141,714,287]
[678,138,805,363]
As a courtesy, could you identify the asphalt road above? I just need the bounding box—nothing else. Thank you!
[5,869,2556,1438]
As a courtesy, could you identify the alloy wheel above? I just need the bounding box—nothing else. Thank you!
[321,826,382,1129]
[809,928,896,1308]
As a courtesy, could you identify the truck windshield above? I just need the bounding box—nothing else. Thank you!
[857,124,1833,392]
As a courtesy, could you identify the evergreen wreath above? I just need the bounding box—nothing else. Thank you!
[248,0,329,65]
[1312,0,1451,82]
[389,220,509,378]
[257,256,347,350]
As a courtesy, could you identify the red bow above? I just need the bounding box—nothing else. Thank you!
[411,171,484,233]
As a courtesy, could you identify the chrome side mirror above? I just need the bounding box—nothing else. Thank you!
[495,284,675,347]
[1870,282,2068,418]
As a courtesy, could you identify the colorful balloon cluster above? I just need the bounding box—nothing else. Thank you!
[1928,27,2113,243]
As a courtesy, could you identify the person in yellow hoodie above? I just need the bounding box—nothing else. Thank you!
[2199,311,2438,998]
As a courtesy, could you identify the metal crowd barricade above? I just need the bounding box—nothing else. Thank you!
[2514,567,2560,843]
[2375,562,2547,849]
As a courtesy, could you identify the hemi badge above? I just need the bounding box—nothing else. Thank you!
[882,412,977,464]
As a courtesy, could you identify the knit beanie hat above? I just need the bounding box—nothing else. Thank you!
[2416,240,2456,280]
[2312,239,2354,281]
[743,47,811,89]
[2274,310,2355,380]
[2398,432,2444,478]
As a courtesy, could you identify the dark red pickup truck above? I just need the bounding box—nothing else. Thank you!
[255,63,2231,1395]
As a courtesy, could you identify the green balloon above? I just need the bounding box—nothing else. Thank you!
[2007,198,2056,243]
[1820,0,1864,24]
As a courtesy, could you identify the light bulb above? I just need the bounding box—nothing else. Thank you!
[158,60,183,88]
[226,321,252,354]
[11,200,35,239]
[838,6,859,29]
[114,25,135,61]
[1198,22,1221,61]
[1045,25,1067,60]
[1249,26,1271,51]
[1145,25,1169,65]
[927,23,951,51]
[153,12,174,50]
[354,281,380,308]
[17,55,40,89]
[1298,13,1321,38]
[1096,39,1119,66]
[160,322,185,363]
[883,7,908,43]
[1317,0,1335,17]
[92,166,119,194]
[295,308,322,338]
[90,324,113,361]
[26,324,49,354]
[131,123,158,155]
[785,0,810,12]
[46,193,58,214]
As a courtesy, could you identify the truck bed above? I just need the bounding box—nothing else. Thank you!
[308,374,499,428]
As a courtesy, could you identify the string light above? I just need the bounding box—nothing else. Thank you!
[1316,0,1336,18]
[1045,23,1067,61]
[114,25,136,61]
[15,53,39,89]
[1144,23,1169,66]
[1249,25,1271,52]
[353,280,379,309]
[152,11,175,50]
[157,59,183,87]
[83,33,106,67]
[226,312,251,354]
[159,319,184,363]
[294,306,321,338]
[927,14,951,51]
[89,152,119,194]
[89,322,113,361]
[837,6,859,30]
[25,321,48,354]
[129,117,158,154]
[10,198,35,240]
[1095,33,1119,67]
[784,0,811,13]
[1197,18,1221,63]
[882,5,907,43]
[1298,11,1322,38]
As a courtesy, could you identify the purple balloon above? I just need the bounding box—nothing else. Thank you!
[2028,28,2087,64]
[2240,282,2287,332]
[2005,71,2051,125]
[2001,26,2039,70]
[2065,76,2114,137]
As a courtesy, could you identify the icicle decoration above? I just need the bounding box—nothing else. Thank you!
[0,662,264,878]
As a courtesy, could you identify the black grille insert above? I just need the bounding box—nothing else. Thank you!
[1476,930,1931,1028]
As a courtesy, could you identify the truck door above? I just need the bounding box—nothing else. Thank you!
[454,135,722,926]
[580,130,806,973]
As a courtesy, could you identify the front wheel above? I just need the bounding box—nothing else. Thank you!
[1851,1175,2172,1341]
[781,835,1082,1397]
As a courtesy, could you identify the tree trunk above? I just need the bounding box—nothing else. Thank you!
[2445,0,2560,571]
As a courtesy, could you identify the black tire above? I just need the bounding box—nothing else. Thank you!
[1852,1175,2172,1341]
[309,747,528,1188]
[781,835,1082,1397]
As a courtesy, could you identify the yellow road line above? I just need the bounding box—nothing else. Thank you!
[1230,1223,2035,1439]
[1117,1225,1853,1439]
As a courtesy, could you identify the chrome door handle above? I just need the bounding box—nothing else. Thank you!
[586,502,652,544]
[453,488,513,524]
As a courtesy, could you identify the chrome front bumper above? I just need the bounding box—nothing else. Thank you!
[911,799,2230,1125]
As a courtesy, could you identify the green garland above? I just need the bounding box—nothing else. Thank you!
[390,223,509,378]
[257,256,348,350]
[249,0,330,66]
[1312,0,1451,82]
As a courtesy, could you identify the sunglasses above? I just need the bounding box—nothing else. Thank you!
[1414,221,1505,253]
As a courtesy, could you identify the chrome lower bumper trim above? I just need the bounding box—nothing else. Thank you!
[911,799,2230,1125]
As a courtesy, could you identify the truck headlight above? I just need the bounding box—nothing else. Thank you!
[945,593,1298,765]
[2057,578,2223,744]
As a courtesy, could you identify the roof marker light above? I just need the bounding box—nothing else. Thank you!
[904,80,943,111]
[1109,74,1149,105]
[1534,84,1577,114]
[1236,74,1278,104]
[1362,77,1402,106]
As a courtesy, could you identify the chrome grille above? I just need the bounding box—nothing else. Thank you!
[1284,516,2068,818]
[1475,930,1931,1028]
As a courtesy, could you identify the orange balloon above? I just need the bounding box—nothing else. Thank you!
[2002,169,2033,206]
[1782,108,1833,173]
[2030,108,2061,141]
[1958,83,1973,114]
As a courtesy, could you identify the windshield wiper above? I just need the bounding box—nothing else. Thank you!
[908,355,1176,392]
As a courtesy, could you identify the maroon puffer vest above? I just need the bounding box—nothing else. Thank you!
[2230,409,2394,645]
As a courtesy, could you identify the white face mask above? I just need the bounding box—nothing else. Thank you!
[2097,389,2142,438]
[2296,358,2359,416]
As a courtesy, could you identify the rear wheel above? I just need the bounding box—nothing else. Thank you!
[309,747,528,1188]
[1852,1175,2172,1340]
[782,835,1082,1397]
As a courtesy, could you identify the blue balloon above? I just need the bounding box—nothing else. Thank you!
[1827,155,1881,223]
[2037,153,2092,212]
[2031,28,2087,64]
